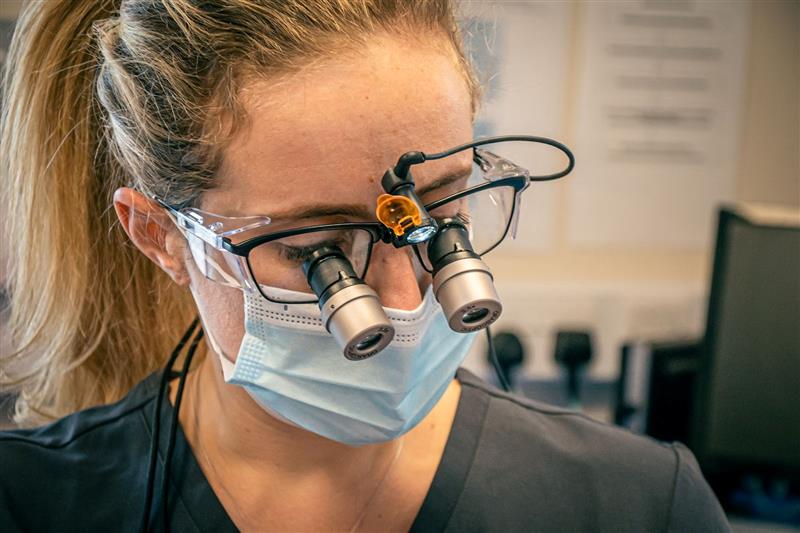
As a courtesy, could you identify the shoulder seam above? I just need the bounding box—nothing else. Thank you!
[0,394,155,450]
[461,379,620,425]
[459,378,674,449]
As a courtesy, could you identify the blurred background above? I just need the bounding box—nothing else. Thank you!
[1,0,798,530]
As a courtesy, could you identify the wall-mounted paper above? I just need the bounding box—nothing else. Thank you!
[568,2,750,249]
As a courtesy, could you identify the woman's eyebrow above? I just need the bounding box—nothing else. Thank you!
[416,165,472,196]
[273,204,373,223]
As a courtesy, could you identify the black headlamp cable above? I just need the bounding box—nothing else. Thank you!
[140,318,204,533]
[392,134,575,182]
[486,327,512,392]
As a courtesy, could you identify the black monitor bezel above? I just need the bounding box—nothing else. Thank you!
[691,206,800,481]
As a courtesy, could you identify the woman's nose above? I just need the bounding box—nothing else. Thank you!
[363,244,428,310]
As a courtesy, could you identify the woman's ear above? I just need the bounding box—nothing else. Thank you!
[113,187,191,287]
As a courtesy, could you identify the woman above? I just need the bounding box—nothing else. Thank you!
[0,1,729,531]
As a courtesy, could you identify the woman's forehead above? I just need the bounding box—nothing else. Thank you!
[206,36,473,216]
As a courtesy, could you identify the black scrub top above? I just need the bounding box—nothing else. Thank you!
[0,368,730,532]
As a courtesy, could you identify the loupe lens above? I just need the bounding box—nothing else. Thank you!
[355,332,384,352]
[462,307,490,324]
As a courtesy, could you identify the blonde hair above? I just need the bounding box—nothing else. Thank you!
[0,0,479,426]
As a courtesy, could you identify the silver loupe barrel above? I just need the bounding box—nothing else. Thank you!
[321,284,393,360]
[433,257,502,332]
[428,219,502,332]
[303,247,394,360]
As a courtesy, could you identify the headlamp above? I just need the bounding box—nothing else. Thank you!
[376,152,438,247]
[407,225,437,244]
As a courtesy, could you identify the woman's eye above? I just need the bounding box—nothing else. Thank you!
[278,236,354,263]
[280,245,319,263]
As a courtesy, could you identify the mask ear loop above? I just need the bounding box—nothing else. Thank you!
[161,328,203,532]
[162,325,204,532]
[140,317,200,533]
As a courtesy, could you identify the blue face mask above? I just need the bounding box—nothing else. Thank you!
[213,285,476,446]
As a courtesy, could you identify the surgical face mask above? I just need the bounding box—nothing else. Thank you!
[212,284,476,446]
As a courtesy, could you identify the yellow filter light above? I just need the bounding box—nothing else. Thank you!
[375,194,422,237]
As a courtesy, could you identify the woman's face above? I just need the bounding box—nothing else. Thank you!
[189,35,474,363]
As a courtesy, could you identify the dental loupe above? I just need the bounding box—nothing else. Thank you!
[302,246,394,360]
[376,144,504,334]
[426,217,502,332]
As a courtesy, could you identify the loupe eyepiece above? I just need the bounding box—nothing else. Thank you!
[428,218,503,332]
[302,246,394,360]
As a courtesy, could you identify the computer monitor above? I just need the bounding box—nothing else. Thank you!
[692,206,800,480]
[616,340,701,444]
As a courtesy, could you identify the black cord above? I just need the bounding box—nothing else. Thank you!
[140,317,199,533]
[486,326,511,392]
[422,135,575,182]
[162,325,204,533]
[412,244,434,274]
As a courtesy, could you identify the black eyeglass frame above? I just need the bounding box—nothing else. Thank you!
[226,165,529,304]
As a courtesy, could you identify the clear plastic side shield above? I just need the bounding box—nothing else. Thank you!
[185,231,252,289]
[475,148,529,241]
[165,205,270,291]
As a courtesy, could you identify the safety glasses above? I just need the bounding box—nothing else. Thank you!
[156,135,574,304]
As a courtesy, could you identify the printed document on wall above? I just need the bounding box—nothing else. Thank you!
[567,2,750,248]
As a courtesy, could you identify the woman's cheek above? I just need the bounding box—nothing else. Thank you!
[187,258,246,362]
